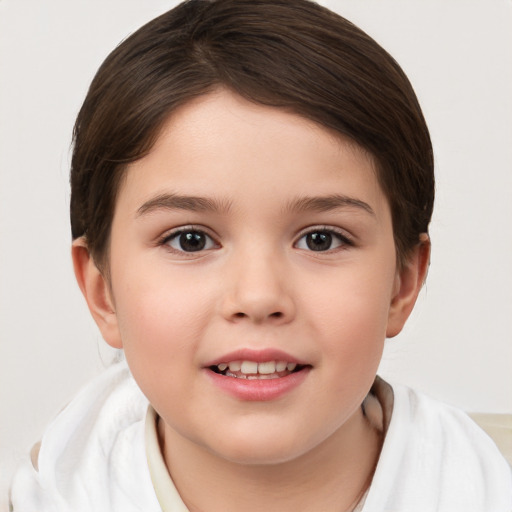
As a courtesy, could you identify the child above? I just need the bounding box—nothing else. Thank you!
[10,0,512,510]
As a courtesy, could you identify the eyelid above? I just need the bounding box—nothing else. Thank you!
[294,225,354,250]
[157,225,220,253]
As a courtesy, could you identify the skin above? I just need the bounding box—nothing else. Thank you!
[73,89,430,511]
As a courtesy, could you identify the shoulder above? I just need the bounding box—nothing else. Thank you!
[363,380,512,512]
[10,361,161,512]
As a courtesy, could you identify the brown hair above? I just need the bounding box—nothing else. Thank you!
[70,0,434,270]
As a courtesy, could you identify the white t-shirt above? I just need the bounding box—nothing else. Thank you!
[10,361,512,511]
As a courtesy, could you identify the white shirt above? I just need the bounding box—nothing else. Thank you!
[10,361,512,511]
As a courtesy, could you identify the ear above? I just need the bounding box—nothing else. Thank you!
[386,234,431,338]
[72,238,123,348]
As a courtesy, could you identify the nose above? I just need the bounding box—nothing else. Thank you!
[220,248,296,325]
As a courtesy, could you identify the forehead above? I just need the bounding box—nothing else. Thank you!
[116,89,387,220]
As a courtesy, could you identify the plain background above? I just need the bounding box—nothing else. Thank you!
[1,0,511,507]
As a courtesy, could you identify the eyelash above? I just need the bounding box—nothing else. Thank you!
[157,225,354,255]
[158,226,219,255]
[294,226,354,253]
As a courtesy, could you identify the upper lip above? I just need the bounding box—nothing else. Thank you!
[204,348,308,367]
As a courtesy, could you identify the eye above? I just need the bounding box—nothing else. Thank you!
[164,229,217,253]
[295,229,351,252]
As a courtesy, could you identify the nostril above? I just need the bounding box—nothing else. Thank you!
[233,311,283,320]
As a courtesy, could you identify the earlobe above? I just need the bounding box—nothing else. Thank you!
[71,238,123,349]
[386,234,431,338]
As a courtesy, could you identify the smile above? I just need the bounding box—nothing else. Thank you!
[210,360,305,380]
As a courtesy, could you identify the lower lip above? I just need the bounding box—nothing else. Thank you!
[205,367,311,401]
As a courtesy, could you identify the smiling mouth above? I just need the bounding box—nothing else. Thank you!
[209,360,308,380]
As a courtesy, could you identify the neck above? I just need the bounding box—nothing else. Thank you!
[159,406,382,512]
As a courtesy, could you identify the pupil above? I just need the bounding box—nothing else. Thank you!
[306,232,332,251]
[180,232,206,252]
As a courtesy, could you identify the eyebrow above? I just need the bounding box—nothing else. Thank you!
[136,192,374,217]
[137,193,232,217]
[285,194,375,216]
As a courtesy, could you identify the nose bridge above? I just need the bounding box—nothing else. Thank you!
[222,240,295,324]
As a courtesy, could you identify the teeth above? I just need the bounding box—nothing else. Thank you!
[258,361,276,374]
[228,361,242,372]
[275,361,287,372]
[240,361,258,374]
[248,373,280,380]
[226,371,246,379]
[216,359,300,376]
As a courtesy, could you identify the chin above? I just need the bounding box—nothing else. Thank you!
[217,445,303,466]
[204,428,320,467]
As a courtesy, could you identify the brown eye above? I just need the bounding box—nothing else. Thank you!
[295,229,351,252]
[166,230,215,252]
[305,232,332,251]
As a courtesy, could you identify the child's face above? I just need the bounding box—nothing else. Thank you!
[88,89,414,465]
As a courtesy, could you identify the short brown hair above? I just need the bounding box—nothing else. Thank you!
[70,0,434,270]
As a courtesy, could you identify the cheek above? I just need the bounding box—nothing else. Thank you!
[112,270,214,376]
[112,285,211,415]
[304,264,394,364]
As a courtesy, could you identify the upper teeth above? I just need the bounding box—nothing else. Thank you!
[216,360,297,375]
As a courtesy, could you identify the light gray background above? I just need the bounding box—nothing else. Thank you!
[1,0,511,507]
